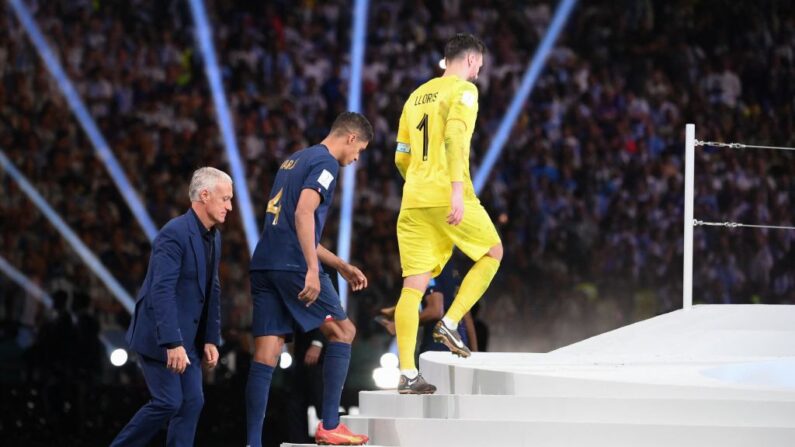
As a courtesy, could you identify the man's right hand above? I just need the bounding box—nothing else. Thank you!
[447,182,465,225]
[299,268,321,306]
[166,346,190,374]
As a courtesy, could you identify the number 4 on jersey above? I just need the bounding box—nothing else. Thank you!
[266,188,284,225]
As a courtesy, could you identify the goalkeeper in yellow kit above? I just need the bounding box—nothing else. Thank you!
[393,34,502,394]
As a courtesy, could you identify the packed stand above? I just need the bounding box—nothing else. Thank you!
[1,1,795,377]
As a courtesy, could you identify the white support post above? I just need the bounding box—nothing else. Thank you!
[683,124,696,310]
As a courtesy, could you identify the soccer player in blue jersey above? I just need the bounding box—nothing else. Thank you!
[245,112,374,447]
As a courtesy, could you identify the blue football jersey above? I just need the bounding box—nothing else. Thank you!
[250,144,339,272]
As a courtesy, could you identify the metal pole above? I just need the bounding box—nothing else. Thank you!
[683,124,696,310]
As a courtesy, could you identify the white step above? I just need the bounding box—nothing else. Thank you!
[342,306,795,446]
[357,390,795,426]
[419,352,795,399]
[554,305,795,358]
[341,415,795,447]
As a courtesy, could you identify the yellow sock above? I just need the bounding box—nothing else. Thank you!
[446,256,500,323]
[395,287,424,371]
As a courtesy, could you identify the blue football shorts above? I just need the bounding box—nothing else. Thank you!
[250,270,348,339]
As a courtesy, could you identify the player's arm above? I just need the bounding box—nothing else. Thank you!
[445,83,479,225]
[418,291,444,324]
[149,225,191,373]
[316,244,342,269]
[395,106,411,180]
[149,226,184,347]
[318,244,368,292]
[445,121,474,225]
[295,189,322,305]
[304,328,324,366]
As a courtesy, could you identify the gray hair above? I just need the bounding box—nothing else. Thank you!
[189,167,233,201]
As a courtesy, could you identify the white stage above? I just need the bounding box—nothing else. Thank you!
[285,304,795,446]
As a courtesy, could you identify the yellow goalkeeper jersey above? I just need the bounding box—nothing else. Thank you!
[396,75,479,209]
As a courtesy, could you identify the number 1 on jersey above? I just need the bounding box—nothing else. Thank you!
[416,113,429,161]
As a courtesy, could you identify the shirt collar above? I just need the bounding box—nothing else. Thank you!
[189,208,215,238]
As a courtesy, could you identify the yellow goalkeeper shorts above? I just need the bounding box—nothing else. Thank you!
[397,202,501,277]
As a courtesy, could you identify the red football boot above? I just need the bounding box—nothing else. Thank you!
[315,422,369,445]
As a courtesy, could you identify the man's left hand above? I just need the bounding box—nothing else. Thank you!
[341,263,368,292]
[203,343,219,369]
[304,344,322,366]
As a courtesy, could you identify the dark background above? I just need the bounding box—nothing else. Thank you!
[1,0,794,445]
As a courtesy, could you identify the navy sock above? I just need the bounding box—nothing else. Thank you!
[245,361,274,447]
[321,342,352,430]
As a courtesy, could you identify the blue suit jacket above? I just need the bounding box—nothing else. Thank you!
[126,210,222,362]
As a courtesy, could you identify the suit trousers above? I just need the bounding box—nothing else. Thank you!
[110,354,204,447]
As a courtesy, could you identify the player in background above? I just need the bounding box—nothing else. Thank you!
[393,33,503,394]
[376,259,480,358]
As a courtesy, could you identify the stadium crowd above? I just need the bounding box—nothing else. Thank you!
[1,0,794,383]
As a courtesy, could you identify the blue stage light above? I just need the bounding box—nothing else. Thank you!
[0,254,53,309]
[8,0,158,241]
[337,0,370,310]
[188,0,260,254]
[0,150,135,313]
[473,0,579,194]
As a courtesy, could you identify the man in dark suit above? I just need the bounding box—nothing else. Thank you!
[111,167,233,447]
